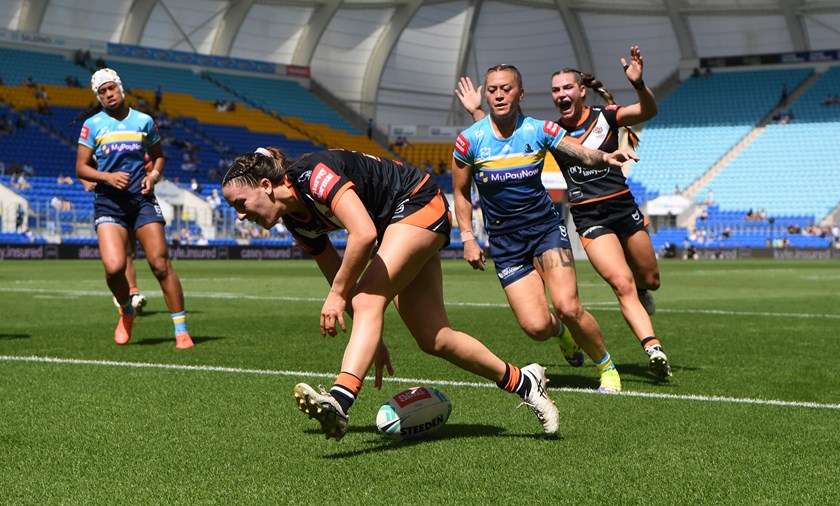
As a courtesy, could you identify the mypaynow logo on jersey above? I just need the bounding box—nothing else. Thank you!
[103,142,143,154]
[479,166,540,184]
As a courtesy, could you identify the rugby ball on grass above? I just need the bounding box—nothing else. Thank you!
[376,386,452,440]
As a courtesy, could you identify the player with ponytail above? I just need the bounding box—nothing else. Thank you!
[457,46,671,379]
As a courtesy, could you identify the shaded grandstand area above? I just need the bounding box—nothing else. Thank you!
[0,44,838,253]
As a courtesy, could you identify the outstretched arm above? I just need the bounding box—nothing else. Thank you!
[617,45,657,125]
[551,140,639,168]
[455,77,486,122]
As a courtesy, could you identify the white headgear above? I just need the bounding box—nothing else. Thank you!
[91,68,125,104]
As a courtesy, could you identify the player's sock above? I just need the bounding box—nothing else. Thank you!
[330,371,362,414]
[641,336,662,355]
[171,311,188,336]
[496,362,532,398]
[594,351,616,373]
[129,286,140,297]
[119,297,135,317]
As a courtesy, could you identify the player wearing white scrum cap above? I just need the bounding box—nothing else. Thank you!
[76,69,194,350]
[91,68,124,96]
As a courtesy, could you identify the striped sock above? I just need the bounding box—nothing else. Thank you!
[331,371,363,414]
[640,336,661,355]
[496,363,531,398]
[594,352,616,373]
[171,311,188,336]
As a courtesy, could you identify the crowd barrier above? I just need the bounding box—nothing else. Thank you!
[0,243,838,261]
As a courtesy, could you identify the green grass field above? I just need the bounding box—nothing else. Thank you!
[2,258,839,505]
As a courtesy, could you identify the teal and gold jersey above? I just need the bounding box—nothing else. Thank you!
[78,108,160,196]
[453,115,566,235]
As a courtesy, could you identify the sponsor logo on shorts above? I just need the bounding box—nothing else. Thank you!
[95,216,117,226]
[393,198,408,218]
[498,265,524,281]
[631,210,642,223]
[154,204,163,217]
[559,224,568,238]
[581,225,605,238]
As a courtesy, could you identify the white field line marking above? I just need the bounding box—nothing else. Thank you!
[2,287,839,320]
[3,355,839,411]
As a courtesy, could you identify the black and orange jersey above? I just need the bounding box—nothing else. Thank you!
[556,105,632,206]
[281,149,426,255]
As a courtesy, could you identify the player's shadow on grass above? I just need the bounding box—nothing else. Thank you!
[311,424,561,458]
[545,371,600,390]
[133,335,223,346]
[136,310,204,317]
[616,363,690,387]
[547,364,688,389]
[0,333,29,340]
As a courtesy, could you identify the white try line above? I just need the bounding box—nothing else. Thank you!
[2,355,838,411]
[2,287,839,320]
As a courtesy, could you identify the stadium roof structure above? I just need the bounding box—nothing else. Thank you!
[3,0,840,129]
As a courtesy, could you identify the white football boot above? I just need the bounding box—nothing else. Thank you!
[294,383,349,441]
[517,364,559,435]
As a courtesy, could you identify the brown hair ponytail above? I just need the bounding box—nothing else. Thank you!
[555,69,640,149]
[223,146,290,188]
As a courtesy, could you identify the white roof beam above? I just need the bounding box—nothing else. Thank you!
[359,0,424,120]
[292,0,342,65]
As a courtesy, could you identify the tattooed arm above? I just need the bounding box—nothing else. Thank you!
[550,140,639,168]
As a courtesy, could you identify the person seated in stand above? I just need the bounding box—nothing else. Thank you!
[56,173,74,185]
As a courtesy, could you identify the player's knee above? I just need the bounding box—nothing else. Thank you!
[350,292,387,318]
[146,256,169,279]
[610,274,637,298]
[519,319,554,341]
[414,328,451,356]
[104,266,125,281]
[640,272,661,291]
[554,299,584,323]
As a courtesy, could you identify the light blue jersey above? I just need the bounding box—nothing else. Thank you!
[78,108,160,196]
[453,115,566,235]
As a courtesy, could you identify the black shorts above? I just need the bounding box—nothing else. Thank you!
[572,192,648,247]
[389,176,451,247]
[94,192,165,231]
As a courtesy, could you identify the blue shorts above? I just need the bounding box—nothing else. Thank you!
[489,220,571,288]
[94,193,165,232]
